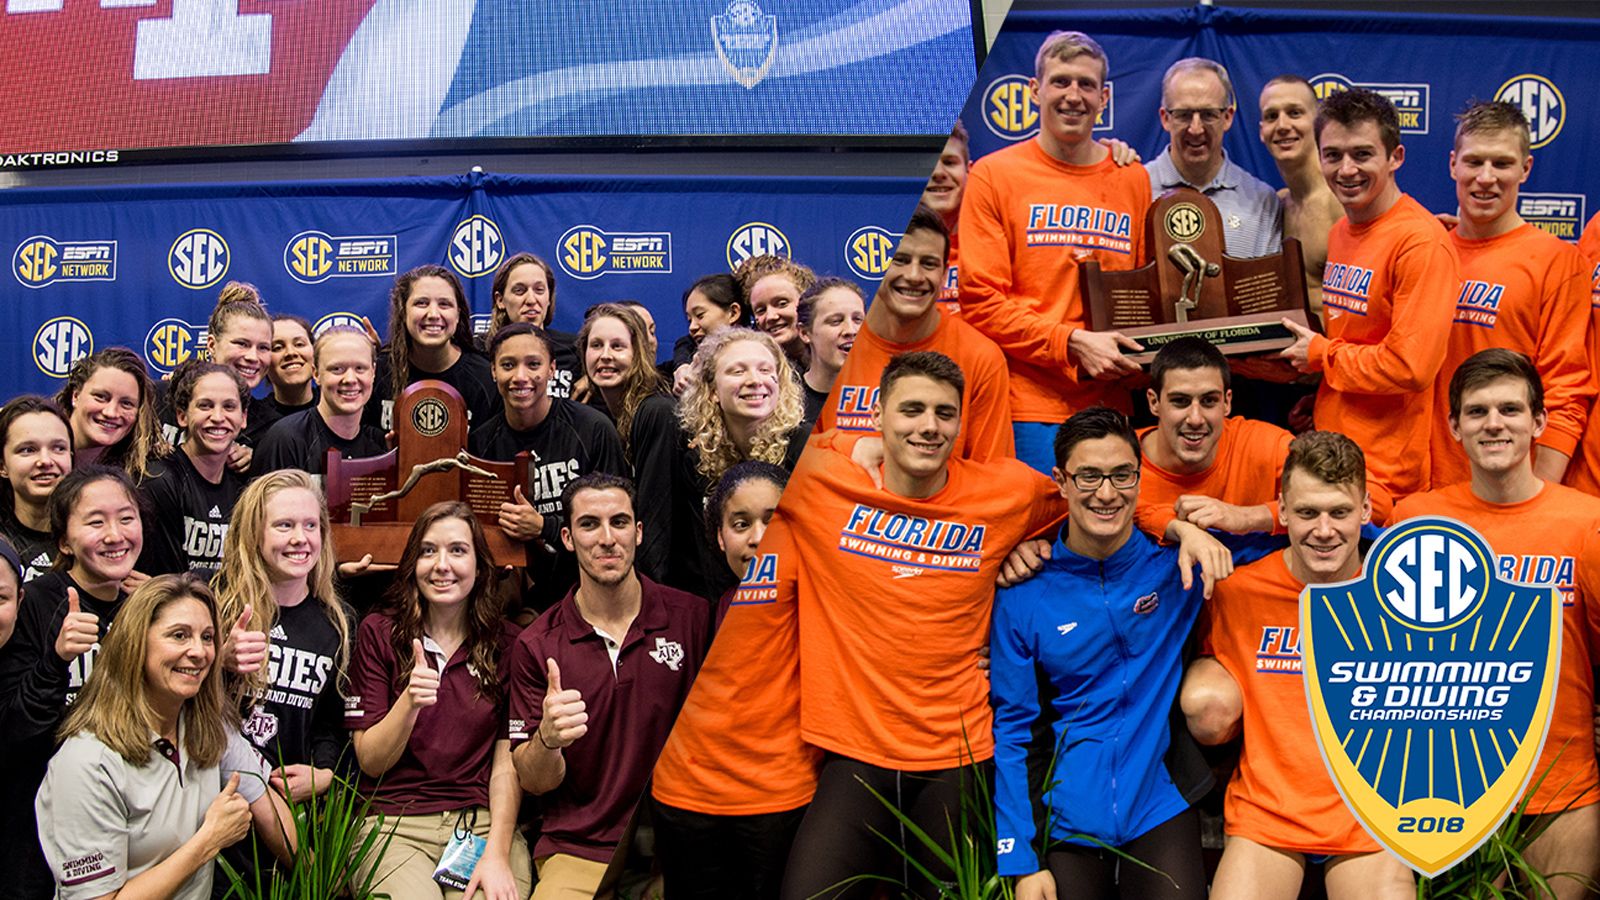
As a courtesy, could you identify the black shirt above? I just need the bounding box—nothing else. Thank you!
[469,399,629,610]
[545,329,580,401]
[800,379,829,435]
[0,571,125,898]
[0,513,55,583]
[254,408,388,477]
[155,381,277,449]
[138,449,247,578]
[366,348,501,432]
[249,391,318,443]
[242,596,351,771]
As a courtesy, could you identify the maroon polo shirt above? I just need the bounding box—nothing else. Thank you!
[347,611,523,816]
[507,575,710,862]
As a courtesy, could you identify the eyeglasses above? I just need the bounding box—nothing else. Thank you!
[1066,468,1141,491]
[1164,107,1228,126]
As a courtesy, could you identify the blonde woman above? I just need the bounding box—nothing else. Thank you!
[36,573,294,900]
[673,327,804,598]
[215,470,352,802]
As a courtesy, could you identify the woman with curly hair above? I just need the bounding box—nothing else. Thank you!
[736,254,816,369]
[485,252,580,400]
[368,264,500,433]
[576,303,678,584]
[347,502,530,900]
[673,327,805,599]
[55,347,166,481]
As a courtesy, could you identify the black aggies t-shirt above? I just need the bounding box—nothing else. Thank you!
[241,598,349,771]
[138,450,246,577]
[253,408,388,477]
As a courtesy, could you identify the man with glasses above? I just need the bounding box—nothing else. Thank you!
[1148,58,1282,258]
[991,406,1277,899]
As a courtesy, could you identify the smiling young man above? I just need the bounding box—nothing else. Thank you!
[507,472,709,899]
[1279,88,1458,507]
[816,204,1013,462]
[1206,431,1415,900]
[959,30,1151,473]
[924,124,970,318]
[1427,102,1592,490]
[1257,75,1344,318]
[1146,58,1281,259]
[1391,350,1600,900]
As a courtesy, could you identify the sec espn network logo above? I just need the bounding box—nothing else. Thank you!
[980,74,1113,141]
[845,226,901,280]
[14,236,117,288]
[559,226,673,281]
[1302,518,1560,876]
[168,228,230,290]
[450,215,504,279]
[1518,193,1584,242]
[727,222,791,269]
[1309,74,1430,134]
[145,318,208,376]
[34,316,93,378]
[285,231,398,284]
[1495,75,1565,149]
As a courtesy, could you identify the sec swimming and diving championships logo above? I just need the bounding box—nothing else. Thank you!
[711,1,777,89]
[727,222,790,269]
[1302,517,1561,876]
[845,226,901,280]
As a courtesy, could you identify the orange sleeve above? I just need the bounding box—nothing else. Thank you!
[1020,466,1071,539]
[960,334,1016,462]
[1579,212,1600,266]
[1577,519,1600,654]
[1534,245,1594,458]
[1307,234,1457,393]
[956,160,1080,372]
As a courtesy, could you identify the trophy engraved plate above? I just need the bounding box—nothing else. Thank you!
[328,380,531,565]
[1083,187,1317,365]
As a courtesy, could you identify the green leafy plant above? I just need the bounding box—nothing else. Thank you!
[1416,742,1597,899]
[218,768,397,900]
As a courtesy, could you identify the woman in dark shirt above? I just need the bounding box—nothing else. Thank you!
[0,396,73,582]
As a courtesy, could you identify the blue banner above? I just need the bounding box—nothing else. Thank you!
[963,6,1597,241]
[3,171,923,396]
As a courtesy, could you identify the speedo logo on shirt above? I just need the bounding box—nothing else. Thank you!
[1256,624,1303,673]
[1024,204,1133,255]
[833,384,879,432]
[731,553,779,606]
[1453,280,1504,329]
[1498,553,1576,607]
[838,504,985,572]
[1321,262,1375,318]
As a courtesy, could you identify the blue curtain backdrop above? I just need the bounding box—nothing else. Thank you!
[5,171,922,396]
[962,6,1596,240]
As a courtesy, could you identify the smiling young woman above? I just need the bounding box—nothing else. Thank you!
[54,347,165,481]
[0,396,74,582]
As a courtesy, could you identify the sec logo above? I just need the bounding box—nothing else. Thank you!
[982,74,1038,140]
[15,237,57,286]
[312,311,367,338]
[33,316,93,378]
[145,318,206,375]
[168,228,230,290]
[727,222,791,269]
[845,226,901,280]
[412,397,450,437]
[1304,517,1561,876]
[450,215,503,278]
[1495,75,1565,149]
[1309,72,1355,102]
[286,232,334,282]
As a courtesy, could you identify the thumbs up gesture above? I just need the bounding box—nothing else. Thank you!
[223,606,268,675]
[201,772,252,853]
[498,484,543,541]
[539,658,587,749]
[407,639,440,709]
[53,588,100,663]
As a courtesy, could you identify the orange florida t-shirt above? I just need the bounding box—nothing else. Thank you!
[1209,550,1381,855]
[791,445,1069,771]
[1430,223,1592,489]
[1310,193,1459,500]
[1391,482,1600,813]
[1134,417,1295,538]
[937,228,962,319]
[959,139,1151,423]
[651,513,820,816]
[815,311,1014,462]
[1561,213,1600,497]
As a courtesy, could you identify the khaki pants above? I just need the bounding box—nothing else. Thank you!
[531,853,610,899]
[356,808,532,900]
